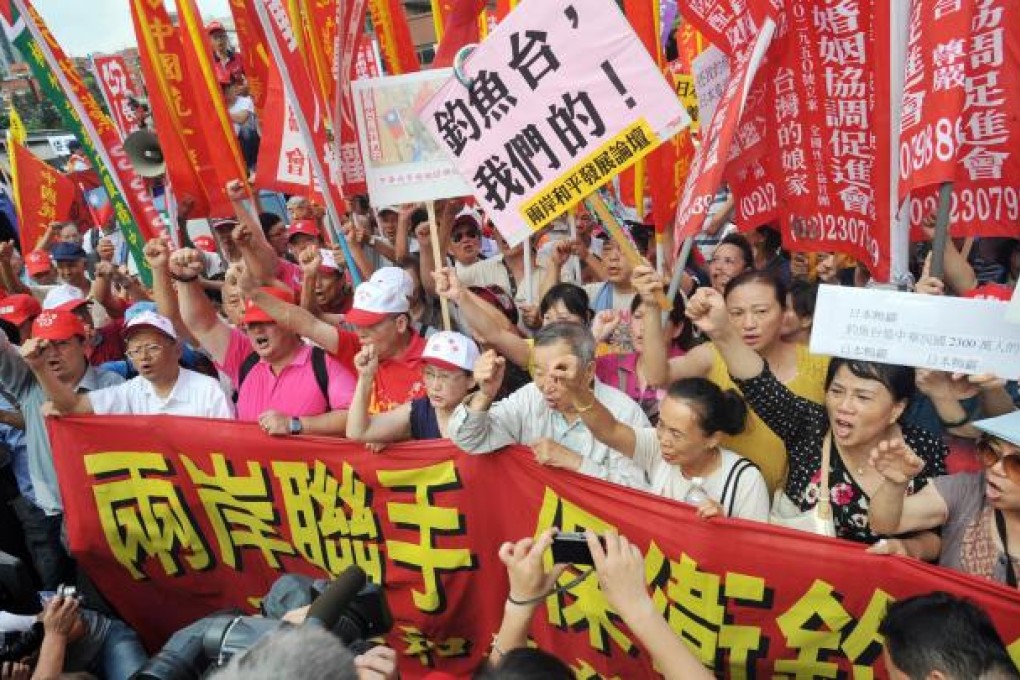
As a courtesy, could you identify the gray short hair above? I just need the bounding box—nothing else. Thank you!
[209,627,357,680]
[533,322,596,364]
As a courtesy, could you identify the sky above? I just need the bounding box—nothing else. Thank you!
[33,0,233,57]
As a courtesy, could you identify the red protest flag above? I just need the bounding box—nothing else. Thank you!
[623,0,662,64]
[130,0,217,218]
[432,0,486,68]
[334,0,377,195]
[91,55,143,138]
[226,0,271,109]
[11,143,83,253]
[256,68,316,198]
[174,0,251,205]
[368,0,420,75]
[297,0,337,107]
[899,0,1020,241]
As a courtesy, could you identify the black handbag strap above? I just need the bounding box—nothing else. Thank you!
[994,509,1017,588]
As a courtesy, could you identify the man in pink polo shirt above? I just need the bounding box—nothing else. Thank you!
[240,267,427,414]
[169,247,354,436]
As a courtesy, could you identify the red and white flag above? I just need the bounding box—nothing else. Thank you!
[92,55,142,138]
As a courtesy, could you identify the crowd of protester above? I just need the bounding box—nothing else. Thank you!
[1,166,1020,678]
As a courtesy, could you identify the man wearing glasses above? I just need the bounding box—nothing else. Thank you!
[21,310,231,419]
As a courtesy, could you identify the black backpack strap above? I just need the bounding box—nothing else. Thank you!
[720,458,755,518]
[311,346,330,406]
[237,352,260,391]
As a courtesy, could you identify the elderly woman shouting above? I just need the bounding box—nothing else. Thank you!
[685,287,947,547]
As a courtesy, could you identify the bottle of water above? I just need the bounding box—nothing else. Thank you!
[684,477,710,507]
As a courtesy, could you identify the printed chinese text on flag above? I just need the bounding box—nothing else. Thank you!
[10,143,82,253]
[130,0,219,217]
[3,0,163,284]
[91,55,141,138]
[334,0,375,195]
[901,0,1020,240]
[758,0,891,280]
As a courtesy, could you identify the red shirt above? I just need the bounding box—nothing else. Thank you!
[331,329,426,414]
[88,318,126,366]
[214,51,245,87]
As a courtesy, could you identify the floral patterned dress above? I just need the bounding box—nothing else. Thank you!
[734,365,948,544]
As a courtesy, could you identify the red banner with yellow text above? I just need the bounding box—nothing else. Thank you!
[368,0,420,75]
[51,417,1020,679]
[10,143,86,252]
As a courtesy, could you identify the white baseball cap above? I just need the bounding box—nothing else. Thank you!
[422,331,480,373]
[369,266,414,300]
[42,284,89,312]
[123,310,178,341]
[345,277,410,327]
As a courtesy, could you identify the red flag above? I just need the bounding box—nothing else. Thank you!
[432,0,486,68]
[91,55,142,138]
[899,0,1020,241]
[368,0,420,75]
[255,69,316,198]
[130,0,222,217]
[299,0,337,106]
[11,143,84,252]
[226,0,271,109]
[175,0,251,206]
[334,0,375,195]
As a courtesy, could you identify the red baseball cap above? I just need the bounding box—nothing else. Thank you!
[287,219,320,242]
[25,250,52,276]
[0,294,41,326]
[243,287,295,325]
[206,21,226,34]
[31,309,86,341]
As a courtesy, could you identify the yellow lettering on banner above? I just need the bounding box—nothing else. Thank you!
[181,454,294,570]
[159,53,184,83]
[534,489,634,654]
[86,452,211,580]
[719,572,768,679]
[841,589,892,674]
[145,16,176,53]
[1009,637,1020,669]
[519,119,659,229]
[775,580,854,679]
[398,625,471,667]
[272,460,383,583]
[570,660,622,680]
[377,462,475,613]
[169,86,193,117]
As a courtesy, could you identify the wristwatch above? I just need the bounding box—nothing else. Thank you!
[289,417,303,435]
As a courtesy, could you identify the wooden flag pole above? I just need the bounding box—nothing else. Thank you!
[427,201,452,331]
[586,192,670,309]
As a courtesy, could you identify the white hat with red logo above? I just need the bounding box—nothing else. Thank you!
[345,276,410,327]
[422,331,480,373]
[369,266,414,300]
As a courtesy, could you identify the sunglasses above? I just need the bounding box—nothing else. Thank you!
[978,436,1020,485]
[451,229,480,243]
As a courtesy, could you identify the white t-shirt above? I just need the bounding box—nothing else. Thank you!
[229,96,257,134]
[89,367,234,418]
[632,429,770,522]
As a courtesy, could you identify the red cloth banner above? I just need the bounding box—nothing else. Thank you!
[299,0,337,107]
[674,21,704,73]
[11,143,85,252]
[130,0,222,218]
[676,0,757,56]
[51,416,1020,678]
[368,0,420,75]
[255,68,319,197]
[432,0,486,68]
[227,0,271,109]
[901,0,1020,240]
[174,0,250,202]
[758,0,892,280]
[334,0,374,195]
[91,55,142,138]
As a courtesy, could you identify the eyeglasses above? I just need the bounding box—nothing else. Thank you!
[451,230,480,243]
[125,343,167,360]
[978,437,1020,485]
[655,420,688,444]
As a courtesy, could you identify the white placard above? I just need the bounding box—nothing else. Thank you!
[352,69,473,207]
[810,284,1020,378]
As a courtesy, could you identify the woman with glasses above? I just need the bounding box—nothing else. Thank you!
[346,331,479,443]
[869,412,1020,587]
